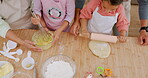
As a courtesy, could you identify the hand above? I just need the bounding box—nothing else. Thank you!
[79,31,90,38]
[118,30,127,43]
[22,40,42,52]
[52,30,62,46]
[118,36,127,43]
[31,16,40,25]
[139,30,148,45]
[70,21,80,36]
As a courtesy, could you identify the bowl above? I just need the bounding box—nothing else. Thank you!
[32,30,53,50]
[0,61,14,78]
[42,54,76,78]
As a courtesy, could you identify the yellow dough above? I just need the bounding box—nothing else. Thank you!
[89,40,111,58]
[0,63,14,77]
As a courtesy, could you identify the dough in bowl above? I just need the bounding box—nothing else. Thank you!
[89,40,111,58]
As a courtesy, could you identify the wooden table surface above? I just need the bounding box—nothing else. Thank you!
[0,29,148,78]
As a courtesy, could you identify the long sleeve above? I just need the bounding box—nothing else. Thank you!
[80,0,99,19]
[75,0,85,9]
[0,17,10,38]
[116,5,130,32]
[64,0,75,23]
[33,0,42,16]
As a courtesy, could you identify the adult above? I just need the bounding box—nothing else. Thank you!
[138,0,148,45]
[0,0,42,51]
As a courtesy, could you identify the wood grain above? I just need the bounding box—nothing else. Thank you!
[0,29,148,78]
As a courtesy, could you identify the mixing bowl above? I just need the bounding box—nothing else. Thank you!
[32,30,53,50]
[42,54,76,78]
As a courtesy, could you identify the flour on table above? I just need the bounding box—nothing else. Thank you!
[45,61,74,78]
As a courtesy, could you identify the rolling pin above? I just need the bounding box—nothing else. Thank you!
[90,33,118,43]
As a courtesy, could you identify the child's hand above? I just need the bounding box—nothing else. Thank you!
[31,16,40,25]
[118,36,127,43]
[70,21,80,36]
[52,30,62,45]
[79,31,90,38]
[118,30,127,43]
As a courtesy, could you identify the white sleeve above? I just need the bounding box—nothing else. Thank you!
[0,17,11,38]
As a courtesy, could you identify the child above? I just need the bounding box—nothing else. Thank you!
[79,0,130,42]
[31,0,75,44]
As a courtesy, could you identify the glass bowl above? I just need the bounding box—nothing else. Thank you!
[42,54,76,78]
[32,30,53,50]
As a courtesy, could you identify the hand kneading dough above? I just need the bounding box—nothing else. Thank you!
[89,41,111,58]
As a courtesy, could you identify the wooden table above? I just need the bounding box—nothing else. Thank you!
[0,29,148,78]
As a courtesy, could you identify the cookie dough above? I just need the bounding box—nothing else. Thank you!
[89,40,111,58]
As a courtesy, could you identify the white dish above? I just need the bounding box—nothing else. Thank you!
[0,61,14,78]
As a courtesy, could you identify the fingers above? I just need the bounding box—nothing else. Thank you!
[70,23,80,36]
[23,41,42,52]
[31,46,42,52]
[24,40,35,45]
[142,36,148,45]
[51,36,59,46]
[70,25,77,36]
[44,27,49,32]
[118,36,127,43]
[31,17,40,25]
[139,36,144,45]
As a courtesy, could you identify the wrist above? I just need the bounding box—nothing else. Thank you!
[120,30,126,36]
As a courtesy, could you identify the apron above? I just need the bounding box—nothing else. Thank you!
[87,7,119,35]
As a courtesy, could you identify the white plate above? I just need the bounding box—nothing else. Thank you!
[0,61,14,78]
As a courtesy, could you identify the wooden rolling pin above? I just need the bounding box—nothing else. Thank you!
[90,33,118,43]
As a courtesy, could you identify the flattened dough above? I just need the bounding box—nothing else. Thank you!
[89,40,111,58]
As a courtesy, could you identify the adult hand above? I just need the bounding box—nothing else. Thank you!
[23,40,42,52]
[139,30,148,45]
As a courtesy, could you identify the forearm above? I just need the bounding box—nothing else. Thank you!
[57,20,69,32]
[6,30,25,46]
[40,17,46,27]
[80,18,88,32]
[74,8,81,23]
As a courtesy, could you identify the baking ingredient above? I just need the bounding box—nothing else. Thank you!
[45,61,74,78]
[89,40,111,58]
[26,64,32,68]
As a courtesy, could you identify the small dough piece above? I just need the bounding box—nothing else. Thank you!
[89,40,111,58]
